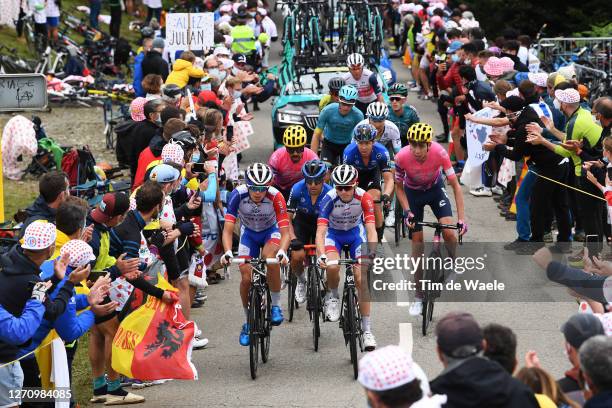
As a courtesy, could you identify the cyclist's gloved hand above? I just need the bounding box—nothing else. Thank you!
[317,254,328,268]
[403,210,415,229]
[458,220,468,236]
[277,249,289,265]
[290,239,304,251]
[221,250,234,265]
[381,194,392,209]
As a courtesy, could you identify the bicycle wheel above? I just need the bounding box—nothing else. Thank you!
[248,288,260,379]
[394,203,402,247]
[308,265,321,351]
[346,286,359,379]
[260,288,271,363]
[421,266,432,336]
[287,271,296,322]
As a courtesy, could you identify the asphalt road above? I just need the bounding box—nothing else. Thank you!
[134,33,578,408]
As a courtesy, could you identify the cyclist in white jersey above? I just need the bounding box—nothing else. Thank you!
[355,101,402,155]
[343,53,384,115]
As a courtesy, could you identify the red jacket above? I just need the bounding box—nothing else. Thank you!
[132,147,159,190]
[437,62,464,94]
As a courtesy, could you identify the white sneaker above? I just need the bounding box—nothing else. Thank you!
[193,337,209,349]
[324,297,341,322]
[469,186,492,197]
[295,281,307,304]
[363,331,377,351]
[409,85,421,92]
[409,301,423,316]
[491,185,503,195]
[194,327,202,338]
[385,211,396,227]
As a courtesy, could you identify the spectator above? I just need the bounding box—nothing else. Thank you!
[108,0,122,38]
[501,40,529,72]
[358,345,447,407]
[128,99,165,181]
[20,171,69,236]
[141,37,169,81]
[483,323,518,374]
[89,0,101,28]
[579,335,612,408]
[133,37,153,97]
[166,51,205,89]
[430,312,539,408]
[144,0,161,24]
[45,0,60,45]
[516,367,580,408]
[142,73,163,100]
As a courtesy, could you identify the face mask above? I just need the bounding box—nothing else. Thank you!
[155,115,162,125]
[191,151,201,163]
[465,58,471,65]
[592,115,601,125]
[208,68,220,78]
[233,90,242,99]
[553,99,561,110]
[200,83,211,92]
[451,54,460,63]
[249,12,256,17]
[217,70,227,82]
[231,67,239,76]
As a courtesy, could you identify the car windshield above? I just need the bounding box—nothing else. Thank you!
[284,71,346,96]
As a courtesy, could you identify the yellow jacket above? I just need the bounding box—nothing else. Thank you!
[165,59,205,88]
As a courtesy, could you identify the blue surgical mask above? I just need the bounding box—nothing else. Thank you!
[200,83,211,92]
[233,90,242,99]
[451,54,460,63]
[191,151,201,163]
[208,68,220,77]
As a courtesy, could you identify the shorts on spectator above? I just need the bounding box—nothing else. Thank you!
[47,17,60,27]
[0,361,24,408]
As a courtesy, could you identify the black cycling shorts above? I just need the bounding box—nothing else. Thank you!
[358,169,382,191]
[293,213,317,245]
[320,139,349,167]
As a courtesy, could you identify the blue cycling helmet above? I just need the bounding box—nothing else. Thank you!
[353,123,377,142]
[338,85,358,104]
[302,159,327,180]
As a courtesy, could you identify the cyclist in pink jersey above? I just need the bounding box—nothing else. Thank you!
[394,123,467,317]
[268,125,318,200]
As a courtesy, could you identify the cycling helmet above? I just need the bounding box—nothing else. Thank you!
[407,123,433,143]
[338,85,358,104]
[332,164,358,186]
[169,130,197,150]
[162,84,182,99]
[328,77,346,92]
[245,163,273,186]
[353,123,377,142]
[302,160,327,180]
[283,125,307,148]
[388,83,408,97]
[347,53,364,67]
[366,102,389,121]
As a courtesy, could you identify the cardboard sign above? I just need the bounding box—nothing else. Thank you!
[165,13,214,52]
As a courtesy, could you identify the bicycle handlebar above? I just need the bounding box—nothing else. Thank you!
[230,258,280,265]
[416,221,462,230]
[326,259,361,266]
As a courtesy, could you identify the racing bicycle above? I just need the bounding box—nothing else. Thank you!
[303,244,324,351]
[416,221,462,336]
[225,257,285,380]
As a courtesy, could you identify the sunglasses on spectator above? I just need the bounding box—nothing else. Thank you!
[305,178,324,185]
[248,185,268,192]
[335,185,354,192]
[287,147,304,154]
[390,96,404,102]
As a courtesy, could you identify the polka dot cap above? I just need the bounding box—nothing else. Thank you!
[162,143,185,165]
[358,345,416,391]
[22,221,57,250]
[60,240,96,268]
[555,88,580,104]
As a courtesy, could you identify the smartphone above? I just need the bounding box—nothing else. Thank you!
[88,271,107,282]
[191,162,206,173]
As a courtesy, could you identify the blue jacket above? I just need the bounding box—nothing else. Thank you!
[0,300,45,345]
[133,51,145,97]
[17,261,95,360]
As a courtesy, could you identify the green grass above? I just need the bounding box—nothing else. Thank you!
[2,178,38,222]
[73,334,93,407]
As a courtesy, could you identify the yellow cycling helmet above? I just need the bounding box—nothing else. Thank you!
[407,123,433,143]
[283,125,307,148]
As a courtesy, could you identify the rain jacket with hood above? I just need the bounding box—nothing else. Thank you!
[165,59,205,89]
[430,356,539,408]
[20,196,57,238]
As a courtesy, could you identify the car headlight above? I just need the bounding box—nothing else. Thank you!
[278,110,303,124]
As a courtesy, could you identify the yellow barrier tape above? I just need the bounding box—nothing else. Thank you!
[528,170,606,202]
[0,338,56,368]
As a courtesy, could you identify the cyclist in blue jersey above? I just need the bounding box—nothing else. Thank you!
[343,124,394,242]
[221,163,291,346]
[287,160,331,303]
[310,85,364,167]
[386,83,420,146]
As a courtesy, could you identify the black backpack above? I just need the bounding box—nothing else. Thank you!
[114,38,132,67]
[114,119,136,168]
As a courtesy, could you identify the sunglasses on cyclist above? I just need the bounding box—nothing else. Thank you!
[339,101,355,107]
[305,178,324,185]
[335,185,354,192]
[248,185,268,193]
[389,96,404,102]
[287,147,304,154]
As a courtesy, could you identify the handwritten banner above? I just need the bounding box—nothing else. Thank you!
[0,74,47,111]
[165,13,214,52]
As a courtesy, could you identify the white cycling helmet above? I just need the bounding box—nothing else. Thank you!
[347,53,364,67]
[367,102,389,121]
[245,163,273,186]
[332,164,358,186]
